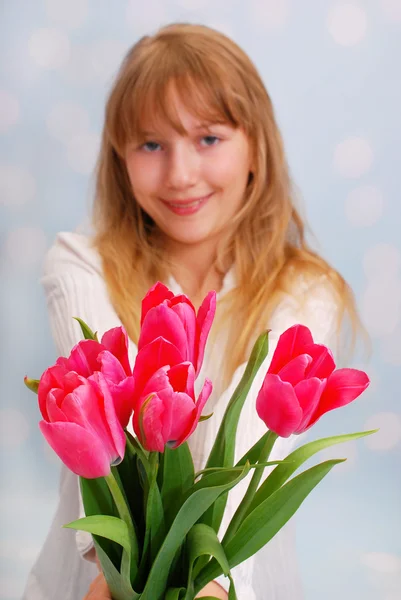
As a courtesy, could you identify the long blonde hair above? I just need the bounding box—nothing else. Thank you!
[92,23,360,381]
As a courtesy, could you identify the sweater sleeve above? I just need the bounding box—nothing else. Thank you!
[41,232,136,559]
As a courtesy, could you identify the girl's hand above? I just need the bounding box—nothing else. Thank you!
[83,572,111,599]
[83,568,227,600]
[196,580,228,599]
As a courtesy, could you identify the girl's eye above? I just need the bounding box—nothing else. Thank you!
[142,141,161,152]
[200,135,220,147]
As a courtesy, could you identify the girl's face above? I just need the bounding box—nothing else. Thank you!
[124,91,252,252]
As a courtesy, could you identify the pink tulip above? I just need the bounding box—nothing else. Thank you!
[39,372,126,478]
[256,325,370,437]
[133,362,213,452]
[39,327,134,428]
[138,282,216,377]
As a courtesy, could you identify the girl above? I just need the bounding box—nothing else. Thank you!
[23,23,360,600]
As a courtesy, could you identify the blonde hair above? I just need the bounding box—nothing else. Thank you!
[92,23,361,381]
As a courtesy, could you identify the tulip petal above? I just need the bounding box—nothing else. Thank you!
[38,365,68,420]
[137,393,166,452]
[167,392,198,444]
[91,373,126,461]
[256,374,303,438]
[294,377,326,433]
[132,337,183,402]
[97,350,127,384]
[303,343,336,379]
[141,282,174,326]
[176,377,213,446]
[195,291,216,376]
[101,327,132,376]
[138,304,188,357]
[170,301,197,364]
[39,420,112,478]
[106,376,135,429]
[309,368,370,426]
[268,325,314,375]
[45,388,69,423]
[167,362,195,396]
[277,354,312,386]
[65,340,102,377]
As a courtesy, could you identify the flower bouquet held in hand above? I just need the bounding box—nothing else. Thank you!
[25,283,374,600]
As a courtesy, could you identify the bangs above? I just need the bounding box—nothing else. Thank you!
[108,38,248,154]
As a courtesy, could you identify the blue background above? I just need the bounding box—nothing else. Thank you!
[1,1,400,599]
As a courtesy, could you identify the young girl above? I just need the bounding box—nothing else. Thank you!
[23,23,360,600]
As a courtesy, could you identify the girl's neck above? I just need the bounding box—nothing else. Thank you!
[164,238,224,308]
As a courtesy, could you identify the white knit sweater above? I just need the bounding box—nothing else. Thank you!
[23,232,339,600]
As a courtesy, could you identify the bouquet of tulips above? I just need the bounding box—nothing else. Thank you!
[25,283,374,600]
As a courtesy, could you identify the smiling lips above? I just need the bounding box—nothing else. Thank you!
[161,193,213,216]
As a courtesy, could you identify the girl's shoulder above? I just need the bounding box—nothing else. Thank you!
[42,231,103,280]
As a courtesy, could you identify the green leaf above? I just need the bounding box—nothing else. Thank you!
[196,459,343,588]
[80,476,121,568]
[187,524,236,600]
[64,515,131,557]
[160,443,195,527]
[199,413,213,422]
[139,464,250,600]
[94,540,139,600]
[73,317,99,341]
[24,376,39,394]
[245,430,377,517]
[200,331,270,532]
[165,588,186,600]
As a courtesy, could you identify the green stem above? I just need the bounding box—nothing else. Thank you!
[222,430,278,545]
[105,467,139,582]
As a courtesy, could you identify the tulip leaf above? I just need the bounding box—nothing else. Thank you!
[199,413,213,422]
[196,459,343,588]
[80,476,121,569]
[139,463,250,600]
[73,317,98,341]
[160,443,195,527]
[64,514,132,556]
[94,539,139,600]
[245,429,377,517]
[200,331,270,533]
[186,524,236,600]
[24,376,39,394]
[165,588,186,600]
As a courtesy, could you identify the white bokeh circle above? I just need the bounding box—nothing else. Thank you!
[0,90,20,132]
[66,132,101,174]
[126,0,168,33]
[361,279,401,336]
[380,328,401,365]
[363,243,401,279]
[364,412,401,451]
[45,0,89,29]
[4,226,47,268]
[345,185,384,227]
[381,0,401,21]
[333,137,374,178]
[63,41,127,87]
[28,28,71,69]
[0,408,30,449]
[250,0,291,30]
[46,102,90,144]
[327,4,368,46]
[361,552,401,574]
[0,165,36,207]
